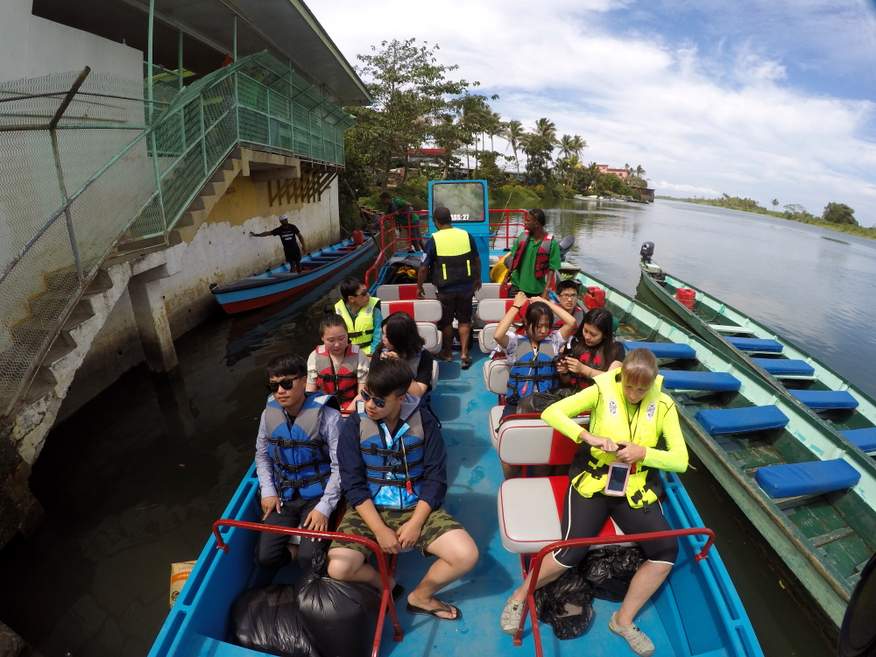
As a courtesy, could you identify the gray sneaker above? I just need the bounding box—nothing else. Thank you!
[500,597,525,635]
[609,612,655,657]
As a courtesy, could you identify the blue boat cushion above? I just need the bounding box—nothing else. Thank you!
[790,389,859,411]
[840,428,876,453]
[755,459,860,499]
[625,341,696,360]
[696,406,789,435]
[660,370,741,392]
[750,358,815,377]
[726,337,783,353]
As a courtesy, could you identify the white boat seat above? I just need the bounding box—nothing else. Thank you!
[376,283,436,300]
[380,299,443,323]
[476,297,520,323]
[709,323,757,335]
[417,322,441,354]
[483,358,510,395]
[475,283,503,300]
[479,323,498,353]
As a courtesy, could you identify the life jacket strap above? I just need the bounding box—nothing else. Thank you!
[269,437,324,449]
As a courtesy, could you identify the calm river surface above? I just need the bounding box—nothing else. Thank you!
[2,199,873,656]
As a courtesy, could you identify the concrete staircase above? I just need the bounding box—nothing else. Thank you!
[173,147,244,239]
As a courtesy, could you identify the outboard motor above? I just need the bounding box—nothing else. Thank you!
[639,241,665,281]
[558,235,575,259]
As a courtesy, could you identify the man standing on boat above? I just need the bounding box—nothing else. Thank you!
[250,214,306,273]
[417,206,481,369]
[335,277,382,356]
[506,208,560,297]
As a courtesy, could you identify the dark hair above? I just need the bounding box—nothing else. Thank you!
[525,301,554,336]
[379,191,391,200]
[381,312,424,358]
[266,354,306,379]
[320,313,348,336]
[433,206,452,226]
[556,279,580,294]
[571,307,615,363]
[365,357,413,397]
[340,277,365,301]
[528,208,546,226]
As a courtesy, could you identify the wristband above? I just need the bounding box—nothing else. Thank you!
[512,305,522,310]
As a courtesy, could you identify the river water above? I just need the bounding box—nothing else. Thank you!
[3,199,874,656]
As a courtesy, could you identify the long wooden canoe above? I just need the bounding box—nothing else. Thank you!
[577,270,876,628]
[636,265,876,461]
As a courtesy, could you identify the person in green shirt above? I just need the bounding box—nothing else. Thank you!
[506,208,561,296]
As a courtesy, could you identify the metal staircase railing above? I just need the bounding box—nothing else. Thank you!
[0,51,354,418]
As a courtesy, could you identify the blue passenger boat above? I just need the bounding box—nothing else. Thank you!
[211,234,376,314]
[149,181,762,657]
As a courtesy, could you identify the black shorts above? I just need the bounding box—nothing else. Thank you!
[284,247,301,264]
[552,485,677,567]
[436,290,473,328]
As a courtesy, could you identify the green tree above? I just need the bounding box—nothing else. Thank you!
[349,38,474,187]
[504,119,524,174]
[521,118,558,185]
[822,202,858,226]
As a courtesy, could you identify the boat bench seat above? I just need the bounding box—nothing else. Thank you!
[725,337,783,353]
[709,323,756,335]
[498,477,622,553]
[624,341,696,360]
[475,283,503,300]
[417,322,441,355]
[375,283,436,300]
[841,428,876,454]
[755,459,860,499]
[751,358,815,377]
[660,369,741,392]
[476,297,520,324]
[479,322,499,353]
[380,299,443,323]
[695,405,789,435]
[790,389,858,411]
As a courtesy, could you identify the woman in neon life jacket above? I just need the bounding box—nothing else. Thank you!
[557,307,625,390]
[373,312,435,399]
[306,313,369,411]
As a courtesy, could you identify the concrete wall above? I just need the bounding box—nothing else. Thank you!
[58,176,340,418]
[0,0,143,83]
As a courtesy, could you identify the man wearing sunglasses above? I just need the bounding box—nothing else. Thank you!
[327,358,478,621]
[254,355,342,570]
[334,277,382,355]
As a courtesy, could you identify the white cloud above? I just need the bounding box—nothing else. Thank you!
[311,0,876,225]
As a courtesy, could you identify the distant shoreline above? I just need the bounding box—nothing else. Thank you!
[656,196,876,241]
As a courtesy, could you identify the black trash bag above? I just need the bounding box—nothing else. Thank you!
[534,566,594,640]
[580,545,646,602]
[230,585,321,657]
[296,550,381,657]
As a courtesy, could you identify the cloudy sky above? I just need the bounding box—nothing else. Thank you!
[310,0,876,225]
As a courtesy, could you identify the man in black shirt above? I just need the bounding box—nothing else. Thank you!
[250,215,307,272]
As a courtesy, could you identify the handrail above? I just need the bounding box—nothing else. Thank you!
[212,519,403,657]
[513,527,716,655]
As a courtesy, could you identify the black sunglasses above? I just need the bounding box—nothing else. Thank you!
[360,389,386,408]
[267,376,301,392]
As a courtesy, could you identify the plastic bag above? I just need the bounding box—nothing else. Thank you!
[230,585,321,657]
[296,551,381,657]
[534,567,594,640]
[580,545,645,602]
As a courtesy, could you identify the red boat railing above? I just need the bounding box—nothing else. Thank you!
[212,519,403,657]
[512,528,716,657]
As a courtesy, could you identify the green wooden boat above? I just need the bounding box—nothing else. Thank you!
[573,270,876,628]
[635,251,876,463]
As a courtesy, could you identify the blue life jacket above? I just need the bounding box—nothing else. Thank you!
[358,396,426,510]
[506,337,558,402]
[265,393,334,502]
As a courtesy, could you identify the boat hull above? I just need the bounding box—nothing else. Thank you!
[212,237,376,314]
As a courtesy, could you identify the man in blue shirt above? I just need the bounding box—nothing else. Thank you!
[327,358,478,621]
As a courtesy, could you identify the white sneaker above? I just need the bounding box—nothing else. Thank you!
[609,612,655,656]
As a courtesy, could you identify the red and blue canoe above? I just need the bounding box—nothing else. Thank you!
[211,235,376,314]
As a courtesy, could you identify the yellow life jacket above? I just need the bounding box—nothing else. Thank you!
[432,227,474,287]
[334,297,378,355]
[570,368,671,508]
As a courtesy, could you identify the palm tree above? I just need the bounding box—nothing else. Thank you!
[635,164,646,178]
[559,134,576,160]
[504,120,524,173]
[534,117,557,145]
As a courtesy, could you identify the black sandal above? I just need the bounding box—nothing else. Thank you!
[406,600,462,621]
[461,356,472,370]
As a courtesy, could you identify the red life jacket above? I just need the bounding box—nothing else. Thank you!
[567,347,605,390]
[509,232,554,280]
[553,304,584,330]
[313,344,360,407]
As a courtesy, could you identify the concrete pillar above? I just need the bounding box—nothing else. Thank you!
[129,269,178,373]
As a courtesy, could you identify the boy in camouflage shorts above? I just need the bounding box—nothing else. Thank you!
[327,358,478,621]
